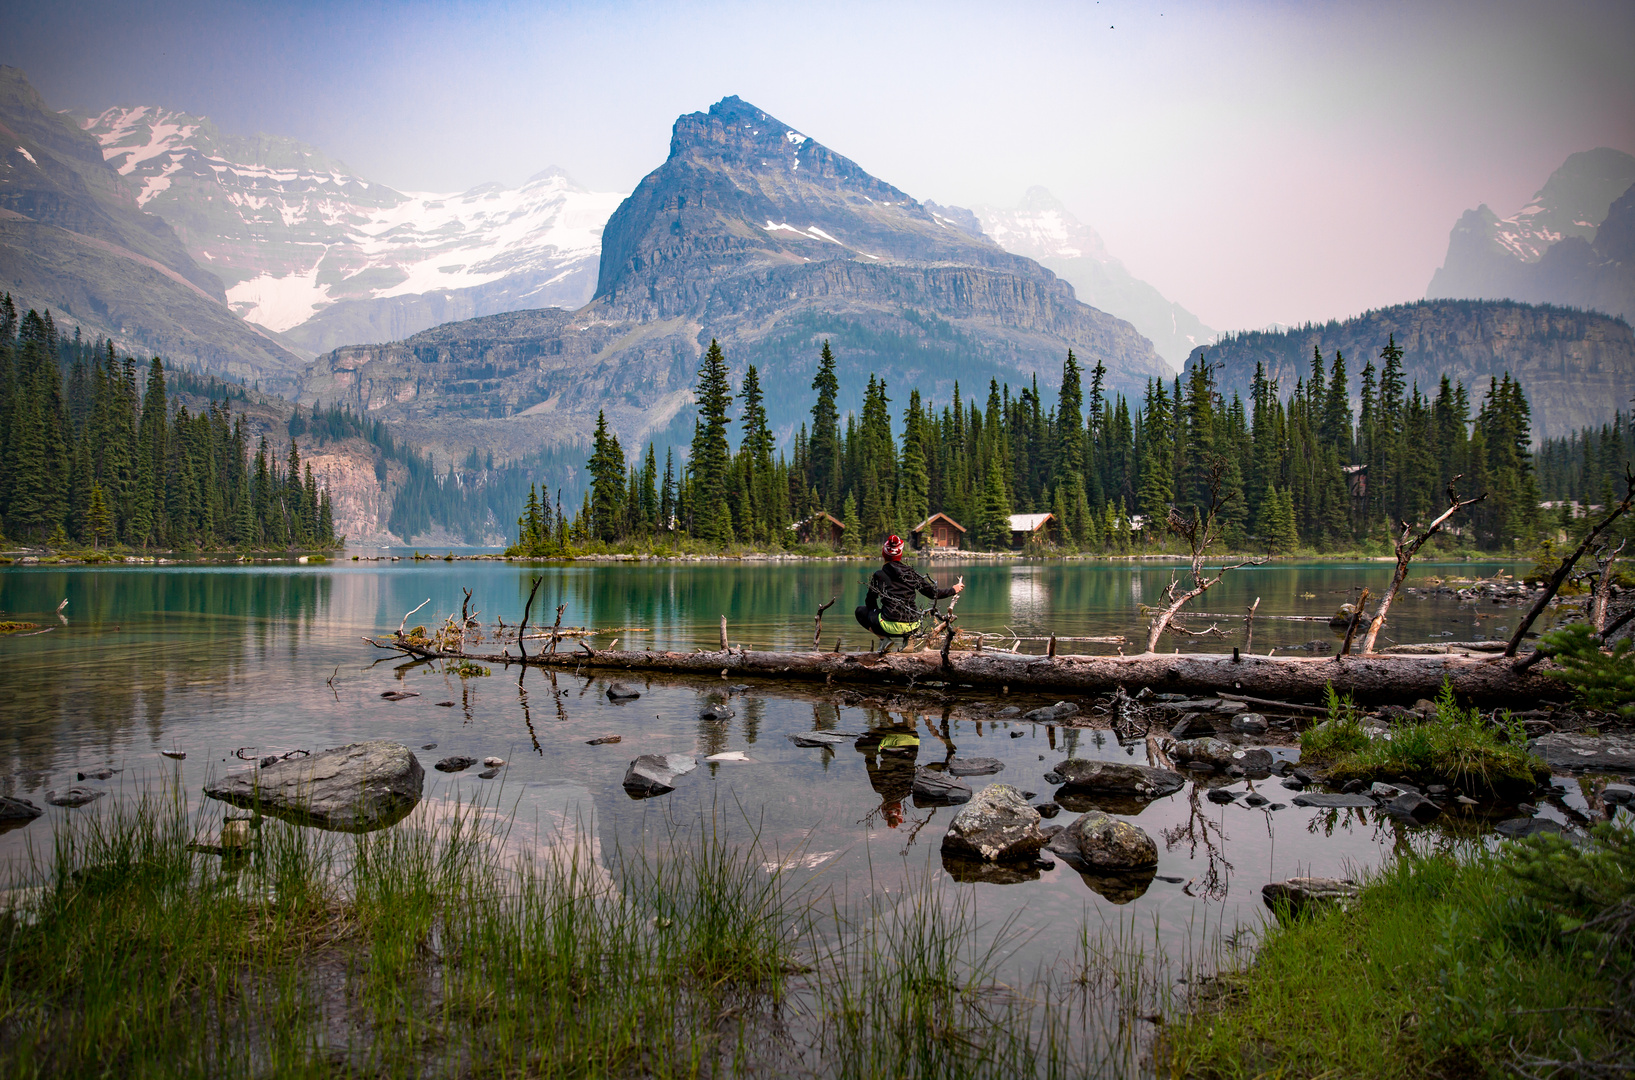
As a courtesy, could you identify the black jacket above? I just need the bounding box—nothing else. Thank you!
[865,561,955,623]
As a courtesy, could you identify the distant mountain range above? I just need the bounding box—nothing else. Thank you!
[0,66,304,390]
[956,187,1214,367]
[1186,299,1634,439]
[1427,148,1635,323]
[78,104,626,357]
[299,96,1170,462]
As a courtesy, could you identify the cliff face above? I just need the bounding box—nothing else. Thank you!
[1185,299,1635,439]
[300,96,1169,460]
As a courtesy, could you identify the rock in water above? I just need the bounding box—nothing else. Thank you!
[945,757,1005,776]
[434,756,477,773]
[586,735,623,746]
[911,768,972,807]
[1528,732,1635,774]
[698,704,735,722]
[606,683,642,700]
[941,784,1047,862]
[1262,877,1359,917]
[1169,738,1273,774]
[482,756,506,768]
[0,796,44,822]
[788,731,848,747]
[1230,713,1269,734]
[622,754,698,798]
[1206,787,1238,804]
[76,767,117,781]
[1023,702,1080,722]
[1051,759,1184,798]
[203,741,424,832]
[1291,792,1377,809]
[1047,811,1159,870]
[1384,791,1441,823]
[46,787,105,808]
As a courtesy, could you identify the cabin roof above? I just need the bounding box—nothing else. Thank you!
[1008,513,1054,532]
[913,513,966,532]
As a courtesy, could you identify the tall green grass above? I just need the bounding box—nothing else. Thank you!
[0,787,1187,1077]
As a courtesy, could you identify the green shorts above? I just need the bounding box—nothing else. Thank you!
[878,618,919,636]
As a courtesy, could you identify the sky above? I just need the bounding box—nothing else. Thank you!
[7,0,1634,333]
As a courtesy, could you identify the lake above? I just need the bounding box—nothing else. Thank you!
[0,555,1581,984]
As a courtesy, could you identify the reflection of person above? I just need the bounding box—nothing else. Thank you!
[854,535,963,647]
[856,721,920,827]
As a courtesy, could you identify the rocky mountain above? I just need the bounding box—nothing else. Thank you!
[299,96,1171,464]
[1427,148,1635,322]
[959,187,1215,367]
[80,105,626,356]
[1184,299,1635,439]
[0,67,305,390]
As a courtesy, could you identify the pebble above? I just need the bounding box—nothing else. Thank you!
[1230,713,1269,734]
[422,743,438,750]
[477,769,500,780]
[605,683,641,700]
[160,750,186,760]
[1281,777,1306,790]
[699,705,735,722]
[434,756,477,773]
[1207,788,1237,804]
[380,691,419,701]
[1010,730,1025,738]
[435,701,455,707]
[482,757,506,768]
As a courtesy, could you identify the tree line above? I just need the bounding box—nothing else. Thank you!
[516,335,1629,557]
[0,298,337,550]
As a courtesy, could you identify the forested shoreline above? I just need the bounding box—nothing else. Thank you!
[514,336,1633,556]
[0,298,338,551]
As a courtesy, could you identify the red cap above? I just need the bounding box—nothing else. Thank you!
[882,535,904,561]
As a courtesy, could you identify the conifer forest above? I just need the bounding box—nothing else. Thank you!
[0,299,338,550]
[514,336,1634,556]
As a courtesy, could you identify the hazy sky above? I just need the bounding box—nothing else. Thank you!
[8,0,1634,333]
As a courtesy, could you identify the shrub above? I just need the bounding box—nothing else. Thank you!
[1539,621,1635,718]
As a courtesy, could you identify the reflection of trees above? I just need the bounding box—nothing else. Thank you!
[0,568,331,776]
[1161,786,1234,901]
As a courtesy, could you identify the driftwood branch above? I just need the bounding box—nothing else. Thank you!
[1244,597,1260,655]
[1144,459,1265,653]
[1339,588,1370,656]
[517,576,542,666]
[812,595,836,651]
[1507,468,1635,658]
[397,599,431,636]
[1590,539,1627,634]
[1362,476,1486,655]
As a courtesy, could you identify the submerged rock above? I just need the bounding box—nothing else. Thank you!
[1292,792,1377,809]
[911,768,972,807]
[605,682,642,701]
[941,784,1047,862]
[1046,811,1159,870]
[586,735,623,746]
[46,787,105,808]
[434,756,477,773]
[1496,817,1569,839]
[1051,759,1184,798]
[204,741,423,832]
[622,754,697,798]
[945,757,1005,776]
[76,767,118,781]
[1262,877,1359,917]
[1024,702,1079,722]
[789,731,848,747]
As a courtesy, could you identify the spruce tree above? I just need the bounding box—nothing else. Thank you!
[688,340,734,544]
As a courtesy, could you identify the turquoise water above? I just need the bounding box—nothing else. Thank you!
[0,556,1552,973]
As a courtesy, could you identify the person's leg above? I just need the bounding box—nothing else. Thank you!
[855,606,880,635]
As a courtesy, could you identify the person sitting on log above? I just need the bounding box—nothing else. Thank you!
[855,535,963,651]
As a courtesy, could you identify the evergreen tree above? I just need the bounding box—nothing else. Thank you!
[689,340,734,544]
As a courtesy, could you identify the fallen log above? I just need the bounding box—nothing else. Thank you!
[365,633,1565,705]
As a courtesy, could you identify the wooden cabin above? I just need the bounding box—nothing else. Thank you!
[1008,512,1056,550]
[911,513,966,551]
[1342,464,1368,498]
[790,512,846,546]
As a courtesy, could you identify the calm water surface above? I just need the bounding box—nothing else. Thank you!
[0,556,1569,976]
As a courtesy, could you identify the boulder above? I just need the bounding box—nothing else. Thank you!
[1169,739,1273,774]
[1046,811,1159,870]
[204,741,423,832]
[46,787,105,808]
[940,784,1048,862]
[1527,733,1635,775]
[622,754,697,798]
[434,756,477,773]
[1230,713,1269,734]
[945,757,1005,776]
[482,757,506,768]
[0,796,43,822]
[1384,791,1441,823]
[1292,792,1377,809]
[605,682,642,700]
[1262,877,1359,917]
[1604,785,1634,807]
[911,768,972,807]
[1052,759,1184,798]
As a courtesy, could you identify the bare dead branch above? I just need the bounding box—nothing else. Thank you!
[1361,476,1486,654]
[1507,468,1635,658]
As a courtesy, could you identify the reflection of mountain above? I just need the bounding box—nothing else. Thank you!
[1427,148,1635,322]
